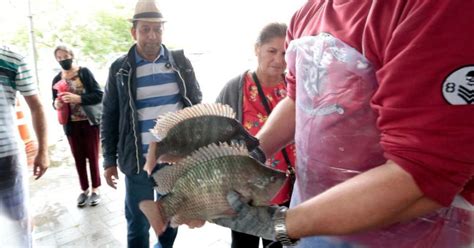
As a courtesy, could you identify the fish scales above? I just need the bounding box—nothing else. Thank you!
[163,116,238,155]
[153,143,286,222]
[161,156,254,219]
[165,166,232,219]
[150,103,260,161]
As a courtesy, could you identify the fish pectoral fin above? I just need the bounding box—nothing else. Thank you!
[139,200,167,236]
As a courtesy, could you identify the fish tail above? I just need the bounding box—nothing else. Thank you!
[139,200,168,236]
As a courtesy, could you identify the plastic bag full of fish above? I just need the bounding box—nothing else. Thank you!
[149,103,260,163]
[139,142,286,236]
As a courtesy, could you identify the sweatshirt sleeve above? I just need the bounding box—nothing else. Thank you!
[369,1,474,206]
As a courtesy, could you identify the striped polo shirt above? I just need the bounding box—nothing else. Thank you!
[134,46,183,158]
[0,46,38,158]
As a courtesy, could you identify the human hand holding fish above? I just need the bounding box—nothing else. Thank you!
[139,142,286,238]
[145,142,159,175]
[145,142,186,176]
[212,190,277,240]
[140,103,285,239]
[141,190,278,240]
[152,190,278,238]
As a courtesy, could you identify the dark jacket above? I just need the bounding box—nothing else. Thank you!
[215,70,248,122]
[101,44,202,175]
[52,67,103,135]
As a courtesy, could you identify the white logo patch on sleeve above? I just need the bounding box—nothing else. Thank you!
[442,65,474,105]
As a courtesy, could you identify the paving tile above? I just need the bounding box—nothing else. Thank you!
[85,229,118,246]
[30,160,244,248]
[102,212,126,227]
[77,221,108,234]
[54,226,83,246]
[97,240,126,248]
[33,234,58,247]
[60,236,91,247]
[108,224,127,245]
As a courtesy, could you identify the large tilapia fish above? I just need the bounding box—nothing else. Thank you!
[139,142,286,235]
[150,103,260,162]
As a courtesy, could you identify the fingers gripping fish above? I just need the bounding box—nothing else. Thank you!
[139,142,286,236]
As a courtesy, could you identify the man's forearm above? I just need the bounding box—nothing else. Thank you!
[285,160,442,238]
[256,97,296,157]
[25,95,48,153]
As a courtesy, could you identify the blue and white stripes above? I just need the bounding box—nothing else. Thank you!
[134,46,183,157]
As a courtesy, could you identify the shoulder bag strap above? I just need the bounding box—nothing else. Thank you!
[251,72,294,177]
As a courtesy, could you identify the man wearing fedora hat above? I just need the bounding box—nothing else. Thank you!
[101,0,202,247]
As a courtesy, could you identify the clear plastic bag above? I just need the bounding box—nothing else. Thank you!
[286,33,473,248]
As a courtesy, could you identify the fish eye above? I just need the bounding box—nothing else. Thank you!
[253,178,268,189]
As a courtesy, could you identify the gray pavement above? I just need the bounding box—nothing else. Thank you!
[29,137,232,248]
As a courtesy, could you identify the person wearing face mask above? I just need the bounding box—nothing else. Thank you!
[215,22,296,248]
[52,45,103,208]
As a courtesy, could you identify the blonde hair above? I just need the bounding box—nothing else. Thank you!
[53,45,75,59]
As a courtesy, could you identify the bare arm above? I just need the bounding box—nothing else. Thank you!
[286,160,442,238]
[256,96,296,156]
[145,142,158,175]
[258,97,442,237]
[23,94,49,179]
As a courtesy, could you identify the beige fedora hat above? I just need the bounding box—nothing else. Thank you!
[129,0,165,23]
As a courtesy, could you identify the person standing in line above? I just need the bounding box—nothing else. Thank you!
[0,45,49,247]
[101,0,202,247]
[52,45,103,207]
[216,22,295,248]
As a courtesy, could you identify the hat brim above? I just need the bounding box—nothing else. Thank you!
[128,18,166,23]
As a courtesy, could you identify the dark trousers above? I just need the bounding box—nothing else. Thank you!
[67,120,101,191]
[0,154,26,220]
[231,230,281,248]
[125,170,178,248]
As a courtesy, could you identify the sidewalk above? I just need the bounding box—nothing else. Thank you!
[29,138,232,248]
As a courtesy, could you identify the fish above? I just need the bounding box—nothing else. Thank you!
[139,142,286,235]
[149,103,260,162]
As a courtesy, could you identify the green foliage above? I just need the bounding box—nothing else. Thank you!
[10,26,30,50]
[8,2,133,68]
[79,11,133,64]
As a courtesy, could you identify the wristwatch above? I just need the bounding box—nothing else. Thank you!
[273,206,299,246]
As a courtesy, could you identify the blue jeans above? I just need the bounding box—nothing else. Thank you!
[125,170,178,248]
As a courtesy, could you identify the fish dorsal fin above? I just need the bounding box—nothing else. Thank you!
[179,141,249,166]
[152,142,248,194]
[150,103,236,141]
